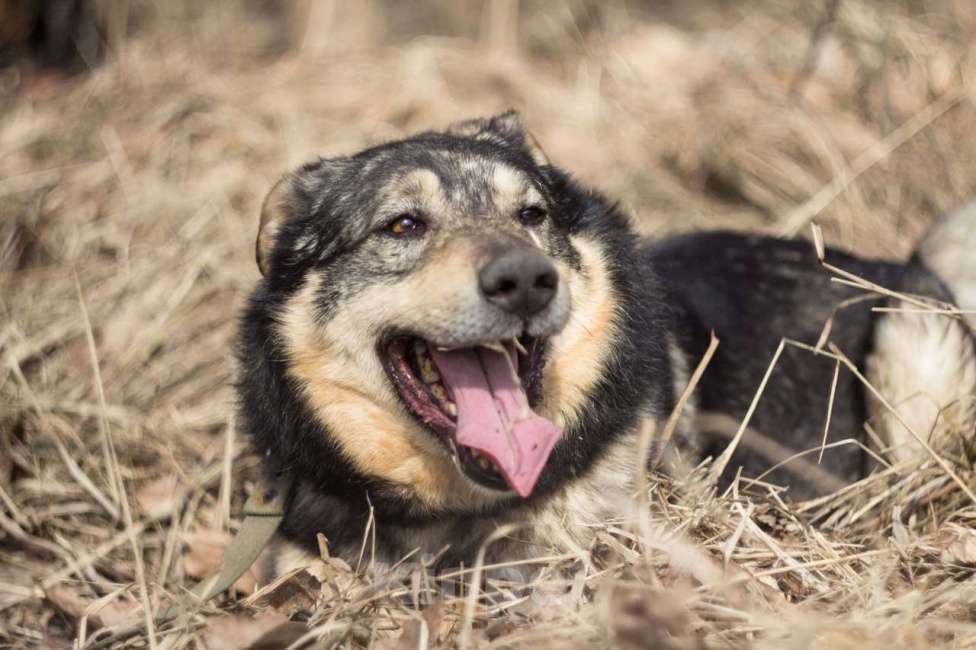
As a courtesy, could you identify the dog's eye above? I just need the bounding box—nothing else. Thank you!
[518,206,547,226]
[384,214,427,237]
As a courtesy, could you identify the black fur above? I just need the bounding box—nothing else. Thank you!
[647,233,951,498]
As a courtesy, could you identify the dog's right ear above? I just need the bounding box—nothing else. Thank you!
[256,176,293,277]
[447,110,550,167]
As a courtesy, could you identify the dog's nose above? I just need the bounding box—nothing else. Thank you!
[479,247,558,317]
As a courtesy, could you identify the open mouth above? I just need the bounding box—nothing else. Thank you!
[381,335,561,497]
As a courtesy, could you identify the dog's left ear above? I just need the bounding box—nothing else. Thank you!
[448,110,550,167]
[256,176,293,277]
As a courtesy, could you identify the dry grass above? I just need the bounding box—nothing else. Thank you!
[3,1,976,647]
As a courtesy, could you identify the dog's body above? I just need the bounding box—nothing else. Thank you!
[236,112,976,577]
[649,233,959,492]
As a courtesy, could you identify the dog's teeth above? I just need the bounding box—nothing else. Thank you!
[479,340,507,355]
[470,450,494,472]
[420,358,440,383]
[430,383,447,401]
[446,402,457,417]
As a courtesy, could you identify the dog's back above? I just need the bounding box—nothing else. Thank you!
[647,219,975,496]
[646,234,922,495]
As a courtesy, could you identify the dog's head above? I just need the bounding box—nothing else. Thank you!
[247,112,629,513]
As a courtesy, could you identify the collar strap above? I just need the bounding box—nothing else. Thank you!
[87,476,290,649]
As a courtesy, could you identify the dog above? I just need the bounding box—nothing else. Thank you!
[236,111,976,579]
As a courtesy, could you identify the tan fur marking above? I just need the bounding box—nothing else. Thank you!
[279,245,511,512]
[490,164,541,214]
[543,236,619,429]
[385,168,447,216]
[393,168,442,202]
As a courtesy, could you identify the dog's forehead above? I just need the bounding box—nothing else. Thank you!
[362,147,543,220]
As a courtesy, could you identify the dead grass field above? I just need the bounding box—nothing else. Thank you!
[3,1,976,647]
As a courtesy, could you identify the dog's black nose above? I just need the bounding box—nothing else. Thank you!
[479,247,558,317]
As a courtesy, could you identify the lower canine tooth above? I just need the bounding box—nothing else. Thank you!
[446,403,457,417]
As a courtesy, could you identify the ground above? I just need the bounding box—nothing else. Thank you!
[2,1,976,648]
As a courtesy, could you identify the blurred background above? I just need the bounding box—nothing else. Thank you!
[2,0,976,645]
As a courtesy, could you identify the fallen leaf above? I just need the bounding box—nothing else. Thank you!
[245,569,321,618]
[87,592,140,629]
[244,621,310,650]
[201,610,296,650]
[183,528,260,596]
[937,523,976,566]
[245,552,355,605]
[44,586,89,621]
[136,476,183,519]
[44,586,139,631]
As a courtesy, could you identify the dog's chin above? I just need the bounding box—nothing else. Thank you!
[379,332,549,493]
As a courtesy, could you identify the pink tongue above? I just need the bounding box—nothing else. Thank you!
[429,344,561,497]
